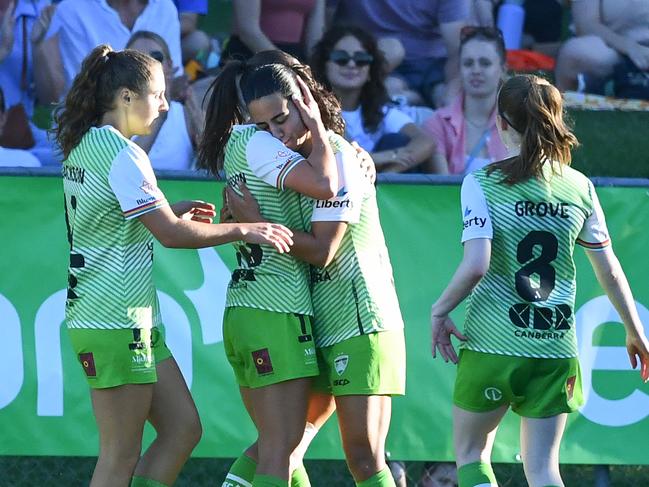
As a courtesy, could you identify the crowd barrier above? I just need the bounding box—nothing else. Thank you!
[1,168,649,463]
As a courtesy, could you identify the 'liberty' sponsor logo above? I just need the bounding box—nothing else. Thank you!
[463,216,487,229]
[334,354,349,376]
[463,206,487,229]
[514,200,569,219]
[315,199,352,209]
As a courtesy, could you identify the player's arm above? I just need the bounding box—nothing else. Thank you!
[586,247,649,381]
[225,183,347,267]
[431,174,491,362]
[138,205,293,252]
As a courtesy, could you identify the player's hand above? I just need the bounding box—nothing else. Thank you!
[226,183,264,224]
[431,314,467,364]
[171,200,216,223]
[351,141,376,184]
[626,332,649,382]
[291,76,323,132]
[240,222,294,253]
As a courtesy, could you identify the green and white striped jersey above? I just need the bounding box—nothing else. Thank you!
[223,125,313,315]
[461,162,610,358]
[309,132,404,348]
[62,126,168,330]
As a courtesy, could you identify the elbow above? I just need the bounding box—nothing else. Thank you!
[312,247,337,268]
[157,233,178,248]
[311,180,337,200]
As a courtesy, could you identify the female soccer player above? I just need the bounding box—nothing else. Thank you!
[55,44,294,487]
[430,74,649,487]
[199,58,405,487]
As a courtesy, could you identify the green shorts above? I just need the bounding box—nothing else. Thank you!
[454,349,583,418]
[314,329,406,396]
[68,327,172,389]
[223,306,319,388]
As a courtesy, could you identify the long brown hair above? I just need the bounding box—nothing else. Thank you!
[310,25,389,133]
[489,75,578,184]
[53,44,157,158]
[197,54,344,176]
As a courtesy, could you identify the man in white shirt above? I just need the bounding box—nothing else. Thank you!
[38,0,181,102]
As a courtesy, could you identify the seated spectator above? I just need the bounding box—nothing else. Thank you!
[472,0,564,57]
[0,86,40,167]
[311,25,435,173]
[555,0,649,92]
[221,0,324,63]
[423,26,509,174]
[0,0,52,116]
[126,31,202,170]
[332,0,469,107]
[173,0,214,69]
[420,461,458,487]
[36,0,182,103]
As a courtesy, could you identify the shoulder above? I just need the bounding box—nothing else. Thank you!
[327,131,355,155]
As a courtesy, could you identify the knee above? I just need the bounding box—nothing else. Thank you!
[343,440,383,479]
[158,411,202,452]
[98,442,141,473]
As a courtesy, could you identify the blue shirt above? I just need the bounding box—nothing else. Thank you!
[0,0,50,116]
[173,0,207,14]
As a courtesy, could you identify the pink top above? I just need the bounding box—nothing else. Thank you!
[260,0,317,44]
[424,94,508,174]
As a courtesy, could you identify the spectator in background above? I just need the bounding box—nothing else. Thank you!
[0,86,40,167]
[0,0,51,116]
[311,25,435,173]
[332,0,469,107]
[471,0,564,57]
[173,0,213,68]
[555,0,649,92]
[220,0,324,63]
[126,31,203,171]
[423,26,508,174]
[35,0,182,103]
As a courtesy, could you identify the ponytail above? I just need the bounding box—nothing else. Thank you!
[54,44,157,158]
[490,75,578,185]
[196,60,246,176]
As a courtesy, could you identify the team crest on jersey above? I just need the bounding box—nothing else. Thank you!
[334,354,349,376]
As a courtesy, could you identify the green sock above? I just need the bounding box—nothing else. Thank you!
[355,467,396,487]
[458,461,498,487]
[252,474,289,487]
[224,454,258,486]
[130,477,169,487]
[291,464,311,487]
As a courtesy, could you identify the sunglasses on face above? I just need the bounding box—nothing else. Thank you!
[328,50,374,67]
[149,50,165,63]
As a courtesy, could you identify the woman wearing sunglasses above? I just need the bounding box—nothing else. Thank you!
[311,25,434,173]
[126,31,203,171]
[430,74,649,487]
[423,26,509,175]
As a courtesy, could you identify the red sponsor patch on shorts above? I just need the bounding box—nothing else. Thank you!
[252,348,273,375]
[79,352,97,377]
[566,375,576,400]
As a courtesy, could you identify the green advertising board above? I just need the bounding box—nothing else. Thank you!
[1,173,649,464]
